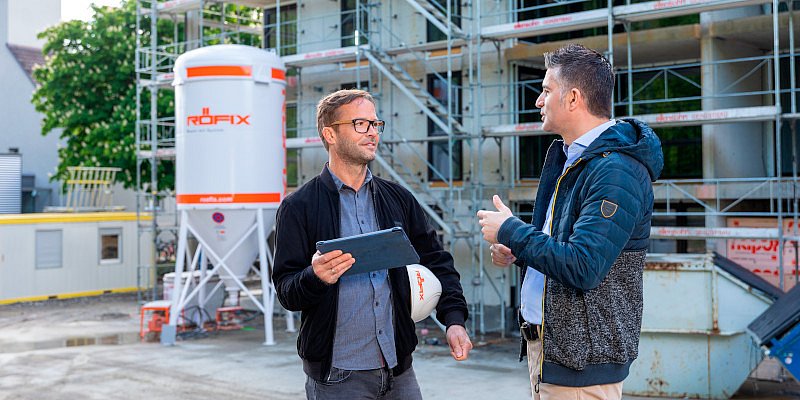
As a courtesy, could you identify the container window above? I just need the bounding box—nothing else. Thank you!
[35,230,62,269]
[99,228,122,264]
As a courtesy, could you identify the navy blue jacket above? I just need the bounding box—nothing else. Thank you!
[498,119,663,386]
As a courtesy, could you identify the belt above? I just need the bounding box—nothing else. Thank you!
[520,322,540,341]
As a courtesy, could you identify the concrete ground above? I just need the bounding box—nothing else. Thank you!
[0,293,798,400]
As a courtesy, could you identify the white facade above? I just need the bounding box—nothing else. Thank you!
[0,0,63,211]
[5,0,60,48]
[0,0,137,212]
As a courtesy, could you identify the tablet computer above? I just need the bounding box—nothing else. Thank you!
[316,227,420,276]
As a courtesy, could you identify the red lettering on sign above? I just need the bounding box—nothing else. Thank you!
[187,107,251,126]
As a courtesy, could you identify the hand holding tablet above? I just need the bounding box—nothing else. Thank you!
[316,227,420,276]
[311,249,355,284]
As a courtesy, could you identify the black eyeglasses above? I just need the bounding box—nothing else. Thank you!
[328,118,385,134]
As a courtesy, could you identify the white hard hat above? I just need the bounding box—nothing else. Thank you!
[407,264,442,323]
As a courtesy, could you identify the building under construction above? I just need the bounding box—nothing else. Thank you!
[134,0,799,335]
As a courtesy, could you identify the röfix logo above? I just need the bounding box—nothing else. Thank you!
[416,270,425,301]
[188,107,250,126]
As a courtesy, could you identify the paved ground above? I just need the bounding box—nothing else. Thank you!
[0,294,798,400]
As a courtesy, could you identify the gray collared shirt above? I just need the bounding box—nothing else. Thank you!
[327,166,397,370]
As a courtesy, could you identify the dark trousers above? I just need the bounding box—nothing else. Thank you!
[305,366,423,400]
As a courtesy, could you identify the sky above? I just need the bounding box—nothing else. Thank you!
[61,0,123,22]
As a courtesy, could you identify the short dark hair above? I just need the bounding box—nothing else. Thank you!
[543,44,614,119]
[316,89,376,150]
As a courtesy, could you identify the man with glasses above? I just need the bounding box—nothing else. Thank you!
[274,89,472,400]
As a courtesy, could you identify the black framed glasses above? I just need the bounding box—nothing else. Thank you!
[328,118,385,134]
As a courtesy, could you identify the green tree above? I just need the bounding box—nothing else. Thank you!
[33,2,264,190]
[34,2,137,188]
[33,1,176,190]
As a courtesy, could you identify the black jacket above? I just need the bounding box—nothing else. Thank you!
[273,167,468,381]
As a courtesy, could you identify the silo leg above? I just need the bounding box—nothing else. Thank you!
[257,209,276,345]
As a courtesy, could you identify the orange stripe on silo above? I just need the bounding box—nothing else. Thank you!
[272,68,286,80]
[177,193,281,204]
[187,65,253,78]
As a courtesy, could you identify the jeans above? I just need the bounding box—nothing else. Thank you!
[305,366,423,400]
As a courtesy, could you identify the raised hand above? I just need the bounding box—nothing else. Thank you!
[477,195,514,244]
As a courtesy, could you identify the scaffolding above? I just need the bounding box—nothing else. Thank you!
[135,0,800,335]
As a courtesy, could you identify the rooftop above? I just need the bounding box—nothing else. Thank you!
[6,43,44,84]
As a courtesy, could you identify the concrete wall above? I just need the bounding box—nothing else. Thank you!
[0,213,152,302]
[701,7,769,180]
[296,1,344,54]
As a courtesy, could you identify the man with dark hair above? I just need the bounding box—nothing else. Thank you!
[274,89,472,400]
[477,44,663,398]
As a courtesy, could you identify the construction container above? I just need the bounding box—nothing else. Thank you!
[625,253,778,399]
[0,212,152,304]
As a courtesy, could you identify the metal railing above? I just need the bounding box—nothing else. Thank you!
[45,167,123,212]
[653,177,800,217]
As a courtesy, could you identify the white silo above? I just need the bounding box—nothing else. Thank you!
[163,44,289,345]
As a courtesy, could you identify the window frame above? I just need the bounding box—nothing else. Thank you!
[99,227,123,265]
[427,70,463,181]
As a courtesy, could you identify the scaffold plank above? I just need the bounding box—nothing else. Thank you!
[282,46,365,68]
[481,9,607,40]
[156,0,291,14]
[636,106,779,127]
[140,72,175,88]
[482,106,779,136]
[481,0,772,40]
[482,122,546,137]
[281,41,466,68]
[156,0,201,14]
[650,226,788,239]
[137,148,176,159]
[616,0,770,22]
[286,137,323,149]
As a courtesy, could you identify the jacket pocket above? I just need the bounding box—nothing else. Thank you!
[543,286,590,370]
[585,250,645,364]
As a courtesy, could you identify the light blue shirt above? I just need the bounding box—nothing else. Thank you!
[520,120,616,325]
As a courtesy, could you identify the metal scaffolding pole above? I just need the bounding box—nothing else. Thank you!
[135,1,145,304]
[789,0,799,284]
[149,0,159,302]
[773,0,785,290]
[608,0,615,118]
